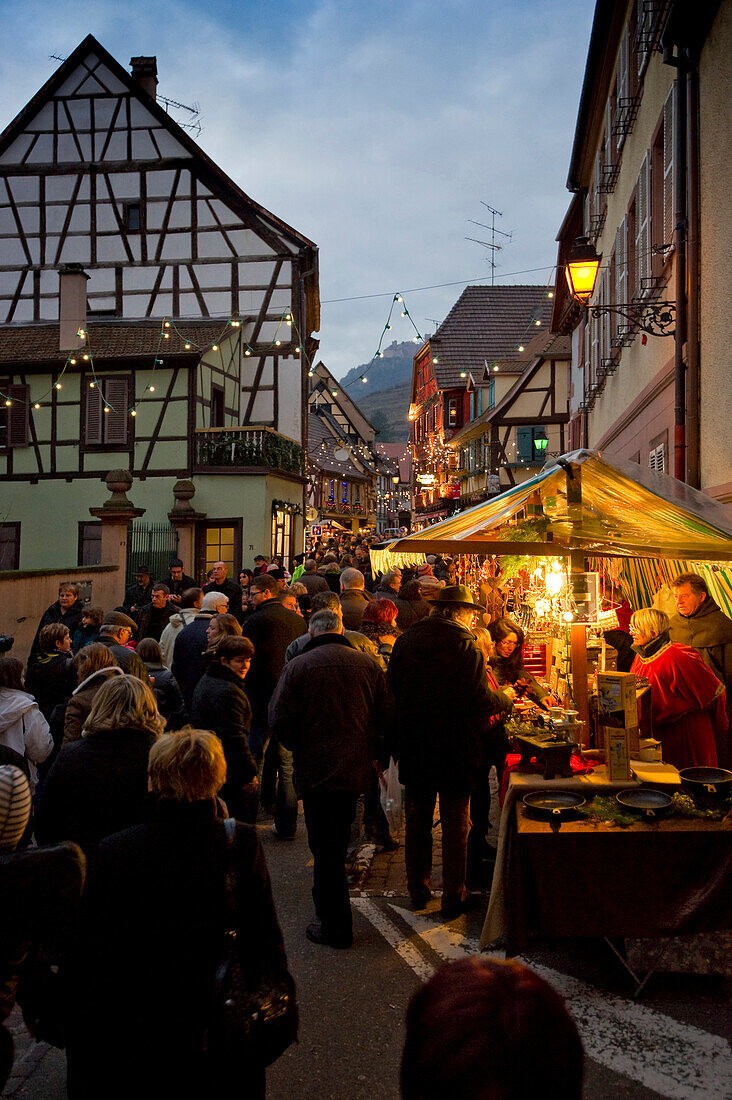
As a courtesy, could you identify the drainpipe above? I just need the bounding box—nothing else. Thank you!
[672,50,688,482]
[685,63,701,487]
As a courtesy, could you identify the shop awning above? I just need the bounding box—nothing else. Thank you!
[393,450,732,561]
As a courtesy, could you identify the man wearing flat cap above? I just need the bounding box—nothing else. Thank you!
[388,585,512,919]
[98,612,147,680]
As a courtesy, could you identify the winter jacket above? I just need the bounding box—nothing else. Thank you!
[202,577,242,608]
[269,634,391,794]
[159,608,200,668]
[339,588,372,631]
[0,689,53,791]
[299,572,329,596]
[159,572,196,599]
[171,615,215,710]
[143,663,187,728]
[388,615,511,791]
[284,629,380,666]
[98,641,148,681]
[122,581,154,615]
[63,667,126,746]
[29,600,83,660]
[489,653,549,704]
[135,601,174,643]
[70,624,99,654]
[34,727,156,851]
[669,595,732,766]
[65,801,291,1098]
[241,600,307,727]
[25,652,74,722]
[190,664,257,819]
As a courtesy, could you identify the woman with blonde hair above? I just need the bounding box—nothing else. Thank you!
[67,728,295,1099]
[35,676,163,850]
[205,611,242,655]
[630,606,728,770]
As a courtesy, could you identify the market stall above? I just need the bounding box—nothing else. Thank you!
[391,450,732,974]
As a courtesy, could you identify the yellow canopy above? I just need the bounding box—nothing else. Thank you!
[394,450,732,561]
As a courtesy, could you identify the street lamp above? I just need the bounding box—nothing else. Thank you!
[534,430,548,454]
[565,236,675,337]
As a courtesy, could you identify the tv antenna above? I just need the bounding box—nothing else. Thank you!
[157,95,203,138]
[465,203,513,284]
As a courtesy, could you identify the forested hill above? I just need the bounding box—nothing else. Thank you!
[336,340,414,443]
[337,340,414,396]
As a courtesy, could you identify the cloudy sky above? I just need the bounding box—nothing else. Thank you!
[0,0,594,378]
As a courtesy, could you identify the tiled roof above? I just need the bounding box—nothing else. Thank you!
[428,285,556,388]
[0,321,232,365]
[307,412,368,481]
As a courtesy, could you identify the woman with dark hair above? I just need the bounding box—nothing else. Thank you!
[360,599,401,670]
[0,658,53,794]
[26,624,75,722]
[401,957,583,1100]
[399,580,431,625]
[190,635,259,821]
[488,617,555,709]
[35,676,164,850]
[136,638,187,730]
[63,644,123,745]
[66,728,295,1100]
[71,607,104,654]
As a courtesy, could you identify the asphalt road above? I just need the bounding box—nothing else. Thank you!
[5,819,732,1099]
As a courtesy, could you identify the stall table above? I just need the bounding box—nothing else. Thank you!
[481,768,732,977]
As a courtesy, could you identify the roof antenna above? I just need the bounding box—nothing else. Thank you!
[465,203,513,284]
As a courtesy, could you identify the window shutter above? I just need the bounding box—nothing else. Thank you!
[615,219,627,307]
[635,153,651,295]
[663,85,675,248]
[605,97,614,168]
[8,384,29,447]
[85,382,103,444]
[516,427,533,463]
[103,378,129,446]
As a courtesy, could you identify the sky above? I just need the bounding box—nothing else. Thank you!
[0,0,594,379]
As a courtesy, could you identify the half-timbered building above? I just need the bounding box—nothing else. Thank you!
[0,35,319,577]
[306,362,379,533]
[448,332,571,502]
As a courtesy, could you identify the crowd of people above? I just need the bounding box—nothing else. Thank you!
[1,529,731,1095]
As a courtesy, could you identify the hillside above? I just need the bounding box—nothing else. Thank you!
[338,339,413,443]
[358,382,411,443]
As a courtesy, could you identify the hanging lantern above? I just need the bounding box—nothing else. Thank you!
[565,236,602,302]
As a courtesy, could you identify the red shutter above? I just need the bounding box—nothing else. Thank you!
[8,384,29,447]
[85,382,103,444]
[103,378,129,446]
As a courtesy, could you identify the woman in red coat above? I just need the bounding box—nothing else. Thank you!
[630,607,728,770]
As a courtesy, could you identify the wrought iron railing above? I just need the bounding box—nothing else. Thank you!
[194,427,306,476]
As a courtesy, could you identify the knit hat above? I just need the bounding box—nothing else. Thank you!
[417,563,434,577]
[0,765,31,851]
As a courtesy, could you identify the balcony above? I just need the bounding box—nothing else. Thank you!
[194,427,306,477]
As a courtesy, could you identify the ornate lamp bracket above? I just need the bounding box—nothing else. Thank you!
[585,300,676,337]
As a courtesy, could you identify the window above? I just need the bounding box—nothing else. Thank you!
[210,385,225,428]
[0,383,30,449]
[651,85,675,274]
[446,398,461,429]
[124,202,143,232]
[516,426,548,464]
[85,377,129,447]
[196,522,241,582]
[78,521,102,566]
[487,378,495,409]
[0,523,20,570]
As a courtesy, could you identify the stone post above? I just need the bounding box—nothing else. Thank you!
[168,480,206,578]
[89,470,145,606]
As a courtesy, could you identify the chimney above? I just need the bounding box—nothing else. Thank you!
[129,55,158,100]
[58,264,89,353]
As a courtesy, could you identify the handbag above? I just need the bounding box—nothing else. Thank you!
[379,756,404,833]
[205,817,298,1069]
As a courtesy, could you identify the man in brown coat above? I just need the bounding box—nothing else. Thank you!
[668,572,732,767]
[339,568,372,631]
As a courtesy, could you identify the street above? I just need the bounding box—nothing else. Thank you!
[5,813,732,1100]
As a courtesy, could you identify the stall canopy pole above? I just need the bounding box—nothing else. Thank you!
[568,467,590,742]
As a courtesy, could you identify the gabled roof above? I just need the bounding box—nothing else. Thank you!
[306,412,369,482]
[0,320,228,365]
[309,361,377,439]
[0,34,318,259]
[427,285,555,389]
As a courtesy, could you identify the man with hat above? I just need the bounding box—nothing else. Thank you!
[123,566,153,616]
[98,613,147,680]
[388,585,512,919]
